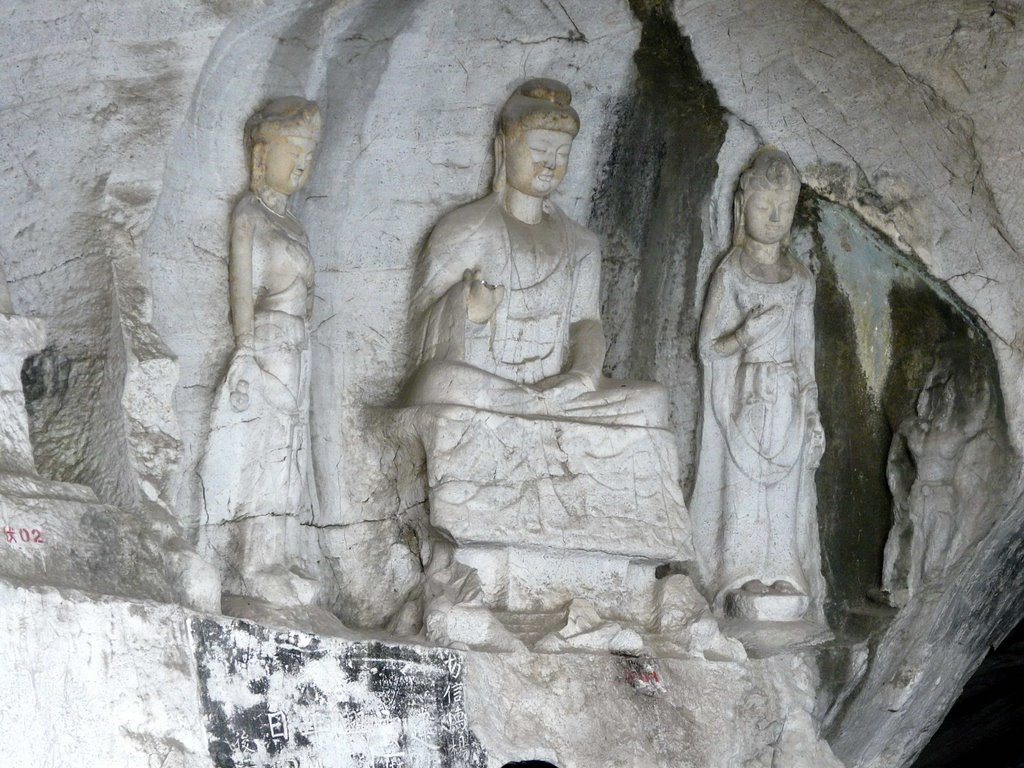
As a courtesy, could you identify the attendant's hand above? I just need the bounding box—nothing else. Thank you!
[806,408,825,466]
[227,338,259,412]
[737,304,784,346]
[462,268,505,324]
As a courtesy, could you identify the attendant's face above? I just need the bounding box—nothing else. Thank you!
[743,186,798,244]
[504,128,573,198]
[262,136,317,196]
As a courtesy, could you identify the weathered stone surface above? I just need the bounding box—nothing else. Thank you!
[193,618,485,767]
[412,406,691,560]
[3,1,1024,766]
[0,474,218,611]
[691,147,825,624]
[197,97,325,609]
[140,0,643,628]
[670,3,1024,765]
[404,403,698,653]
[112,253,185,515]
[0,314,45,475]
[1,0,238,510]
[0,578,841,768]
[673,0,1024,435]
[0,307,216,612]
[0,580,211,768]
[464,646,843,768]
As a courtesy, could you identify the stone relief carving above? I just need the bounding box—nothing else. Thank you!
[876,354,1001,607]
[4,2,1022,765]
[398,80,735,659]
[0,274,218,611]
[691,147,827,623]
[199,97,323,607]
[406,78,666,427]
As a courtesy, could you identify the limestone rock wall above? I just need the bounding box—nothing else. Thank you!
[0,578,840,768]
[668,2,1024,765]
[140,0,643,627]
[3,1,1024,767]
[0,1,249,510]
[674,0,1024,437]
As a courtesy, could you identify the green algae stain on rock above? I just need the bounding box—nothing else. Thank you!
[796,194,892,631]
[818,203,902,400]
[793,194,1004,633]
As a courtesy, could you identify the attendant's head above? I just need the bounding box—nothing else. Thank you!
[495,79,580,198]
[246,97,323,199]
[734,147,800,247]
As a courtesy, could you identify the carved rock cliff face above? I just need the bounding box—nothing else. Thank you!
[1,1,1022,767]
[0,1,222,512]
[671,1,1024,765]
[138,0,645,629]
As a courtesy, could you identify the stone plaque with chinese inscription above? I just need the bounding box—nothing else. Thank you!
[192,618,486,768]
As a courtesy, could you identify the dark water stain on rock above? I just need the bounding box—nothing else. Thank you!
[795,194,1007,638]
[798,194,892,632]
[590,1,727,492]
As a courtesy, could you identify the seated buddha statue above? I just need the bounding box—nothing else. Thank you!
[406,78,666,428]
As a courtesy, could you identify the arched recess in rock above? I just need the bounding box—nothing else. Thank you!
[587,1,1011,638]
[791,190,1009,631]
[663,1,1024,765]
[142,0,646,627]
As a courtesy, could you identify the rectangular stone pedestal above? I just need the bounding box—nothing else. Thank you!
[458,543,661,619]
[409,405,696,623]
[413,405,694,560]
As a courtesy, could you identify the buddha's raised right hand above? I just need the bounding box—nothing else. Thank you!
[462,268,505,324]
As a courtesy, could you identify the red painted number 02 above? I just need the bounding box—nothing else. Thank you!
[3,527,43,544]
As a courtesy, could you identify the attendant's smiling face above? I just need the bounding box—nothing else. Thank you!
[503,128,573,198]
[743,186,798,245]
[262,136,317,196]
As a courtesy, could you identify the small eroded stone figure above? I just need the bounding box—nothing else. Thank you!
[691,147,826,623]
[199,97,322,606]
[878,356,995,607]
[406,78,666,427]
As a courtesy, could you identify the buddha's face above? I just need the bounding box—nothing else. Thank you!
[743,186,798,245]
[261,136,317,196]
[503,128,573,198]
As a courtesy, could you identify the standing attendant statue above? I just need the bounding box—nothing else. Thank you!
[199,97,323,606]
[691,147,826,623]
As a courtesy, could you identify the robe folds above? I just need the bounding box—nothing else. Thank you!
[690,248,826,615]
[410,191,601,385]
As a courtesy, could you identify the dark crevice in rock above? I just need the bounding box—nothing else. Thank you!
[589,0,726,492]
[910,568,1024,767]
[799,193,1019,765]
[799,193,893,634]
[795,192,1008,638]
